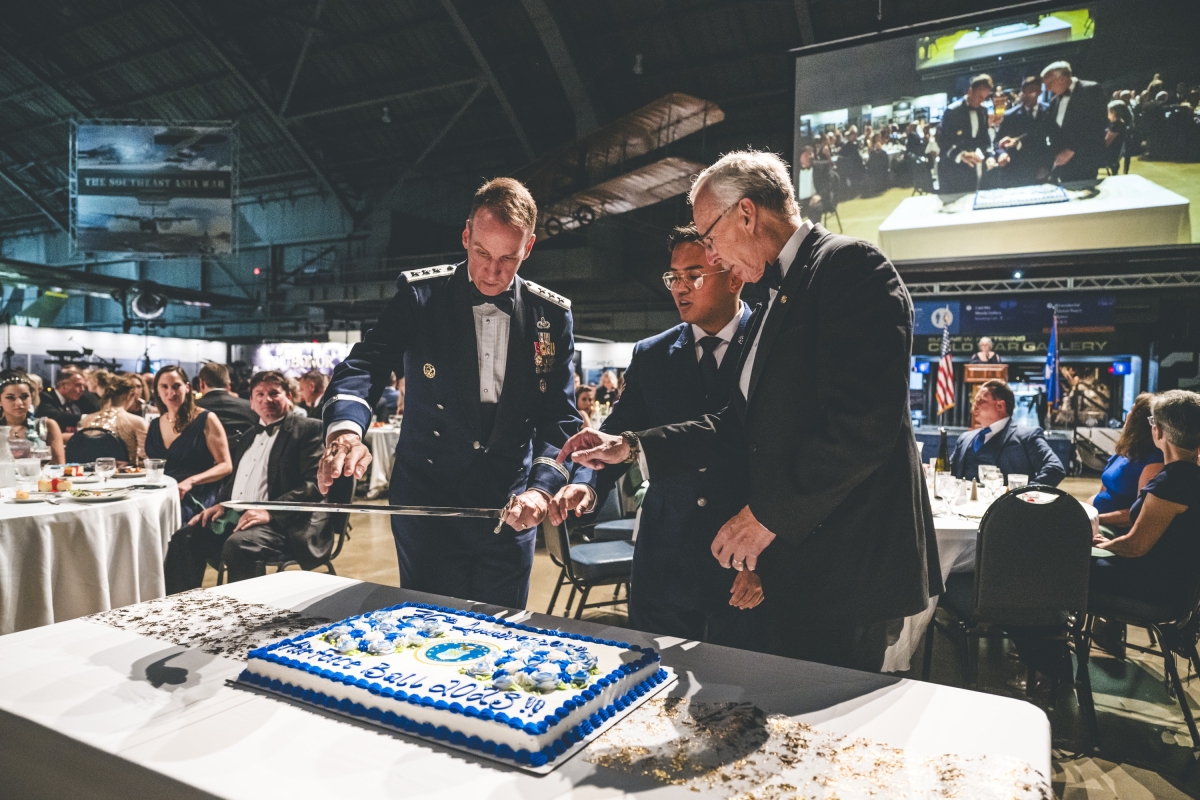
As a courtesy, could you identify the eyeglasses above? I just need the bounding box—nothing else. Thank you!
[696,201,739,250]
[661,268,729,291]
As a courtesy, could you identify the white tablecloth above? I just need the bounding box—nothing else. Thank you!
[0,476,181,635]
[878,174,1191,261]
[0,571,1051,797]
[365,425,400,495]
[883,499,1099,672]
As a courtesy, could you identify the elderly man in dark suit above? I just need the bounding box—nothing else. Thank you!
[36,367,89,432]
[196,361,258,439]
[559,150,940,672]
[551,225,768,650]
[989,76,1053,188]
[937,74,995,194]
[950,379,1064,487]
[164,370,327,592]
[1042,61,1108,183]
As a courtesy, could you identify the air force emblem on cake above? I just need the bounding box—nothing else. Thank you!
[534,332,556,374]
[417,640,496,664]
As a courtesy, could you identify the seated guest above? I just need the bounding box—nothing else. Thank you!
[196,362,258,438]
[374,373,404,422]
[1043,61,1108,183]
[865,135,890,195]
[938,74,995,194]
[1090,393,1164,532]
[576,385,596,428]
[1091,391,1200,615]
[83,369,111,410]
[594,369,620,407]
[970,336,1003,364]
[297,369,328,419]
[836,126,865,196]
[79,374,149,467]
[0,371,64,463]
[146,365,233,521]
[164,370,326,592]
[951,379,1064,486]
[551,225,770,651]
[36,366,89,432]
[794,145,832,221]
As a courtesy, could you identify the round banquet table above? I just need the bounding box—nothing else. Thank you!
[0,476,181,635]
[883,498,1099,672]
[365,424,400,497]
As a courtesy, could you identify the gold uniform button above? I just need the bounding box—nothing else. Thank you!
[473,441,481,449]
[423,363,436,379]
[433,431,440,437]
[697,497,707,507]
[436,404,444,410]
[780,295,788,304]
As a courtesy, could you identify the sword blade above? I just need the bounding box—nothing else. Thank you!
[221,500,502,518]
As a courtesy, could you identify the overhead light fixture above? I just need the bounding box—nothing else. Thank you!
[381,105,392,124]
[130,284,168,320]
[1012,270,1024,280]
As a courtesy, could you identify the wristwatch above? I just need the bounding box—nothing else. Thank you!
[620,432,641,464]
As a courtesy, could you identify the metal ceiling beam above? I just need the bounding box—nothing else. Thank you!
[519,0,597,136]
[278,0,326,116]
[0,161,66,233]
[163,0,357,220]
[438,0,535,160]
[52,36,196,84]
[793,0,816,46]
[907,272,1200,296]
[285,77,482,123]
[0,39,89,117]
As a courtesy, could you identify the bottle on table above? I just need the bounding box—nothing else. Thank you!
[935,426,950,473]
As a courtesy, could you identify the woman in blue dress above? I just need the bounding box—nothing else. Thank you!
[1089,393,1164,533]
[144,365,232,522]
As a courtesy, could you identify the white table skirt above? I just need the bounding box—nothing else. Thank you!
[365,425,400,495]
[883,500,1099,672]
[0,572,1051,797]
[0,476,181,635]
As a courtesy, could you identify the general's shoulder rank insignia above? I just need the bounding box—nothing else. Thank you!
[534,331,556,374]
[402,264,457,283]
[524,280,570,309]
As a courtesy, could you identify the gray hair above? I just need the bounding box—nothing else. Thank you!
[688,150,801,221]
[1041,61,1073,80]
[1151,390,1200,450]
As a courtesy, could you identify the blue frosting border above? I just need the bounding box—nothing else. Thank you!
[239,601,666,769]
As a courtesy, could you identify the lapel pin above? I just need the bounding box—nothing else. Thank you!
[780,295,788,304]
[423,363,436,379]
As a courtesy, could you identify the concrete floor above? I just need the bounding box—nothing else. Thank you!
[201,474,1200,798]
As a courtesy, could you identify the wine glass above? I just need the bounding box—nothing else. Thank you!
[32,446,52,468]
[94,457,116,486]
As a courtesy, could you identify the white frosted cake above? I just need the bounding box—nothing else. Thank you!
[238,602,666,768]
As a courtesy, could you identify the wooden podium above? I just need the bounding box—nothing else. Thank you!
[965,364,1008,428]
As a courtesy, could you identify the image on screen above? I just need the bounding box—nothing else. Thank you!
[793,0,1198,263]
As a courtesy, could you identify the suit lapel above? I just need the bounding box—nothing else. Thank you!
[747,225,824,403]
[665,325,706,420]
[489,277,530,447]
[715,302,753,391]
[265,416,291,498]
[443,263,482,437]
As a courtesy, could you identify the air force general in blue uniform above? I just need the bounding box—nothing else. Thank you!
[323,257,584,608]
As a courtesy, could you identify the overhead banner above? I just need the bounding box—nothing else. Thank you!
[913,295,1115,337]
[71,121,236,256]
[252,343,350,378]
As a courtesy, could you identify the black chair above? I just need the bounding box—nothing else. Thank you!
[64,427,128,463]
[922,485,1099,751]
[912,157,935,195]
[1083,575,1200,755]
[821,170,844,233]
[542,517,633,619]
[576,487,625,542]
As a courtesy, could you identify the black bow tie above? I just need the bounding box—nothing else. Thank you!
[253,419,284,437]
[470,284,514,315]
[759,260,783,292]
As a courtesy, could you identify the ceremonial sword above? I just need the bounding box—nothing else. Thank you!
[222,496,518,534]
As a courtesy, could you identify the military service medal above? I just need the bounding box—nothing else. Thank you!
[534,331,556,374]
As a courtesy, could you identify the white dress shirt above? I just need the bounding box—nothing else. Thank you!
[1055,78,1079,128]
[969,416,1009,446]
[738,220,813,401]
[954,106,984,178]
[690,301,745,368]
[229,419,278,503]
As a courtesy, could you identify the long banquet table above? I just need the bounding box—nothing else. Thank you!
[0,571,1051,798]
[0,476,181,635]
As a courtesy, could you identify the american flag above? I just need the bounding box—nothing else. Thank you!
[935,323,955,417]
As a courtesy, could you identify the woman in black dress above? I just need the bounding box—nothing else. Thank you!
[145,365,232,522]
[970,336,1003,364]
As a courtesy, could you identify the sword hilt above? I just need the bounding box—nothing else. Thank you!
[494,494,517,534]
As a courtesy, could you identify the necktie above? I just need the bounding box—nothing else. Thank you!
[252,419,284,437]
[470,284,514,315]
[697,336,722,398]
[972,426,992,453]
[759,260,782,292]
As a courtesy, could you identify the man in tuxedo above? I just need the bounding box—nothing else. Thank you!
[1043,61,1108,183]
[835,127,865,198]
[988,76,1052,188]
[794,145,833,223]
[297,370,329,420]
[196,362,258,439]
[164,370,327,592]
[317,178,588,608]
[950,379,1064,486]
[36,367,89,432]
[558,150,940,671]
[550,225,769,649]
[938,74,995,194]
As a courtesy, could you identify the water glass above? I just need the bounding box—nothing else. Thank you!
[15,458,41,486]
[935,470,955,499]
[388,415,402,428]
[94,457,117,485]
[32,446,52,466]
[1007,473,1029,490]
[144,458,165,483]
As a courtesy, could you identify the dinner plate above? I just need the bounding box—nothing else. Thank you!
[6,497,47,504]
[69,493,130,503]
[69,475,101,484]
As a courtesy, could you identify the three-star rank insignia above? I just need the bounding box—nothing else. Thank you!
[423,363,436,379]
[534,331,556,374]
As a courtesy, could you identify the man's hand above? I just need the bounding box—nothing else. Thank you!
[960,150,983,167]
[1053,148,1075,167]
[190,502,226,528]
[548,484,596,526]
[502,490,550,531]
[711,505,776,572]
[234,509,272,532]
[318,431,372,494]
[729,570,765,609]
[984,156,998,170]
[556,429,630,469]
[997,136,1016,150]
[996,152,1011,167]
